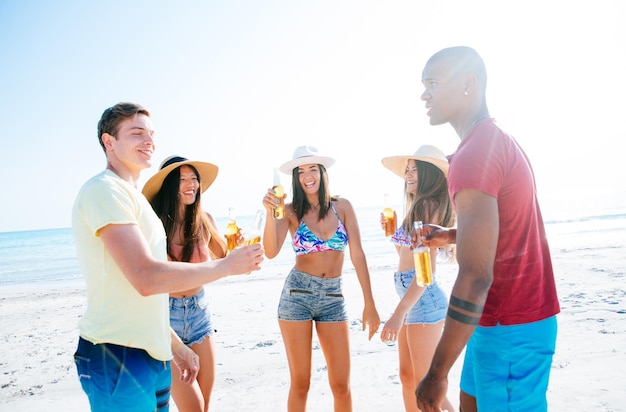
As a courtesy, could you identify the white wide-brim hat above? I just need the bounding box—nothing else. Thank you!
[381,145,449,177]
[142,155,219,203]
[279,146,335,174]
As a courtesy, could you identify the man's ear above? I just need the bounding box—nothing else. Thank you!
[101,133,114,151]
[463,73,477,95]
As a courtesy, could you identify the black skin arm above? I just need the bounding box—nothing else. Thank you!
[416,189,498,412]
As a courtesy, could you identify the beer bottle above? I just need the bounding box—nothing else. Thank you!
[382,193,395,237]
[412,221,433,286]
[243,209,264,246]
[224,207,239,253]
[272,169,285,220]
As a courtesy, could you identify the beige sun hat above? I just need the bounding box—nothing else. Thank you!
[142,155,219,203]
[381,145,449,177]
[279,146,335,174]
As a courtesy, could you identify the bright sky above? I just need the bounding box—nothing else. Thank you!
[1,1,625,232]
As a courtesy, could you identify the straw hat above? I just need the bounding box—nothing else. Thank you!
[381,145,449,177]
[142,155,218,203]
[279,146,335,174]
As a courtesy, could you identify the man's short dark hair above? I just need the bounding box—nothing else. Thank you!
[97,102,150,153]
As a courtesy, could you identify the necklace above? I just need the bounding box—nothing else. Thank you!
[461,114,489,139]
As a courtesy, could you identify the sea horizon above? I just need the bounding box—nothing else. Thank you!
[4,198,626,235]
[2,204,626,289]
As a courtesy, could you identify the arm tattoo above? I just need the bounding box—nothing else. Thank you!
[447,308,480,325]
[450,295,484,314]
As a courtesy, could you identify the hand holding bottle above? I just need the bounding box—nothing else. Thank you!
[264,176,286,218]
[223,242,264,274]
[381,208,396,237]
[418,224,455,249]
[381,193,396,237]
[272,169,285,220]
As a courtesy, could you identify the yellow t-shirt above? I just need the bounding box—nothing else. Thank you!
[72,169,171,361]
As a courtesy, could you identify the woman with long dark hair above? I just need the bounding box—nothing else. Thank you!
[262,146,380,412]
[143,155,226,412]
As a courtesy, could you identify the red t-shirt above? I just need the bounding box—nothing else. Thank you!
[448,118,560,326]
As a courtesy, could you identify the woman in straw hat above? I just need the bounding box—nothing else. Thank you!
[262,145,381,412]
[143,155,227,412]
[380,145,456,412]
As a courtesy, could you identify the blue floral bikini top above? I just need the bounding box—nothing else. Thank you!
[391,225,412,248]
[292,204,348,256]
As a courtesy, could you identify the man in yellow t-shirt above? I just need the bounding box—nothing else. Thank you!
[72,102,264,411]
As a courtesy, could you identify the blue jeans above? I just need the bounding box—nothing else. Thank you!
[394,269,448,324]
[460,316,558,411]
[169,288,214,346]
[74,337,171,412]
[278,268,348,322]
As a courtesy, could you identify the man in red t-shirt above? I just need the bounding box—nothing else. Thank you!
[415,46,560,412]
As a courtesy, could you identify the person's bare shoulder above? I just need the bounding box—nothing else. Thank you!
[332,196,352,208]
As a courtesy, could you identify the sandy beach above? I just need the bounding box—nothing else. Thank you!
[1,220,625,411]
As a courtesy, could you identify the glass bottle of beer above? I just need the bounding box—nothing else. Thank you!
[224,207,239,253]
[382,193,395,237]
[412,221,433,286]
[243,209,264,245]
[272,169,285,220]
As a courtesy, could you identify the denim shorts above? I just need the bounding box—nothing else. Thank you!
[169,288,214,346]
[394,269,448,324]
[278,268,348,322]
[74,337,171,411]
[460,316,557,411]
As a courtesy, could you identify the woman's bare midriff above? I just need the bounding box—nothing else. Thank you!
[170,287,204,299]
[294,250,344,278]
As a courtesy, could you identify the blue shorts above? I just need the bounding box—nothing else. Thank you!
[169,288,214,346]
[394,269,448,324]
[460,316,558,411]
[278,268,348,322]
[74,337,171,412]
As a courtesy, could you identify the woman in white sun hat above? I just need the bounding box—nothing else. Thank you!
[143,155,228,412]
[380,145,456,412]
[261,145,381,412]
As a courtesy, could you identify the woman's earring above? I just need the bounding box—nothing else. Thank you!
[464,90,468,96]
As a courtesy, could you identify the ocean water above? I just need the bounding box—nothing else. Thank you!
[1,206,625,288]
[0,228,81,286]
[0,206,396,288]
